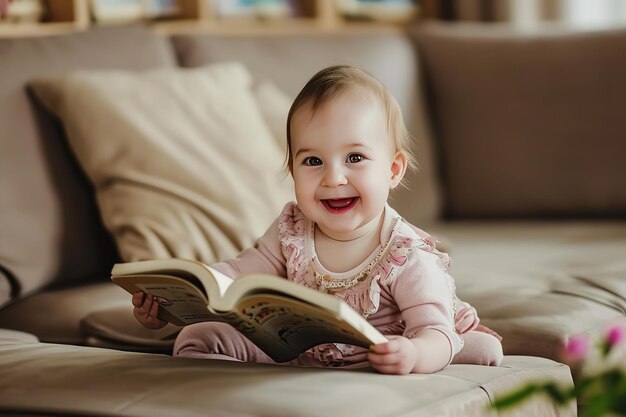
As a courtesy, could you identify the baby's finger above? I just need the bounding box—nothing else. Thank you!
[368,351,400,366]
[135,294,157,321]
[148,297,160,319]
[455,315,474,334]
[475,324,503,341]
[132,305,148,323]
[133,296,166,329]
[370,338,401,354]
[455,307,470,320]
[370,360,407,375]
[132,291,146,308]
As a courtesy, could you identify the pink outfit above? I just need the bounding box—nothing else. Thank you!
[174,202,503,368]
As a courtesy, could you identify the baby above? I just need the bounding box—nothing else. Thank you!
[133,65,503,374]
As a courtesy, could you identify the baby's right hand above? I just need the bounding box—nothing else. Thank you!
[132,291,168,329]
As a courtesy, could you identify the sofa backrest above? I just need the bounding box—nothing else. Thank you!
[412,23,626,219]
[171,31,443,228]
[0,26,176,306]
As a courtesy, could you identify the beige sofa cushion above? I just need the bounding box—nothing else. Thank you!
[0,329,38,344]
[0,281,129,345]
[412,23,626,218]
[0,26,175,307]
[430,220,626,361]
[30,63,294,264]
[0,338,575,417]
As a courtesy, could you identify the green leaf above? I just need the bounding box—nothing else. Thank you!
[581,394,612,417]
[543,382,569,404]
[492,385,538,410]
[600,340,611,358]
[615,396,626,414]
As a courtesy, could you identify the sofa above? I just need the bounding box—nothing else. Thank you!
[0,21,624,416]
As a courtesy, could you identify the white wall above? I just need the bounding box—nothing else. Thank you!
[473,0,626,29]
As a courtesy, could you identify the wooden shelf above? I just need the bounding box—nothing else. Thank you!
[0,0,419,38]
[0,21,80,37]
[151,18,405,37]
[0,0,88,38]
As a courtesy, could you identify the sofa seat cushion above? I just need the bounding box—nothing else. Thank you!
[0,281,128,345]
[0,329,38,344]
[80,306,180,354]
[430,221,626,360]
[0,338,574,417]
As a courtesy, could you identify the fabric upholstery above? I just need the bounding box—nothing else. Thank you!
[250,79,292,152]
[0,329,38,344]
[412,23,626,219]
[430,220,626,361]
[0,282,129,345]
[0,26,176,307]
[81,306,179,353]
[30,63,294,264]
[0,338,575,417]
[0,271,10,312]
[171,31,443,226]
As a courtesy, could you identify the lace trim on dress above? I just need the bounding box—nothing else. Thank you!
[277,202,462,362]
[278,204,317,289]
[278,202,457,327]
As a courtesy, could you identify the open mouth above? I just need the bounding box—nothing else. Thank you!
[321,197,359,214]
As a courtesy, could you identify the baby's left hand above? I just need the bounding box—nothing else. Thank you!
[367,335,417,375]
[455,305,479,334]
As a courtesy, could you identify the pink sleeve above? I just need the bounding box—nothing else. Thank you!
[211,218,287,280]
[390,249,463,362]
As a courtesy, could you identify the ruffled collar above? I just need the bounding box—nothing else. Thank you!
[302,205,418,318]
[306,204,399,282]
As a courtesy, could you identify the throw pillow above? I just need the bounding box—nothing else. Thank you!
[251,79,292,155]
[30,63,295,263]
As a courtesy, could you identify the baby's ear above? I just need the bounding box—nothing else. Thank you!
[390,151,408,189]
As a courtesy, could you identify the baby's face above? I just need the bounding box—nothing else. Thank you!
[290,88,405,241]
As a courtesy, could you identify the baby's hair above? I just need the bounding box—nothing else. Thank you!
[285,65,417,173]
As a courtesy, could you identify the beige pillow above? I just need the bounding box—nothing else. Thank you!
[31,63,294,263]
[251,80,292,155]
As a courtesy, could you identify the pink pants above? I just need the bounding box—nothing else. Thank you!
[173,322,503,368]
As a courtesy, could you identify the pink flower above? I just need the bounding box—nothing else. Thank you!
[564,335,589,362]
[606,325,625,347]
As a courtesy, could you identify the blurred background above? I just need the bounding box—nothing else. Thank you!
[2,0,626,38]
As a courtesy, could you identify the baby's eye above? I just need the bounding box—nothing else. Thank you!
[303,156,323,166]
[346,154,364,164]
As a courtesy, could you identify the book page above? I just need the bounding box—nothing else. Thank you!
[112,259,233,308]
[218,273,339,312]
[133,280,216,325]
[112,274,229,326]
[232,294,384,362]
[205,266,235,298]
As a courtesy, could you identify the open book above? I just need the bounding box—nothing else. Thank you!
[111,258,387,362]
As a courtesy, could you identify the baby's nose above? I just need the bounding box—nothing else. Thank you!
[323,164,348,187]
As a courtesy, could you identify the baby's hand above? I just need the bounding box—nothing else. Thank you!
[132,291,168,329]
[475,324,503,341]
[455,305,479,334]
[367,335,417,375]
